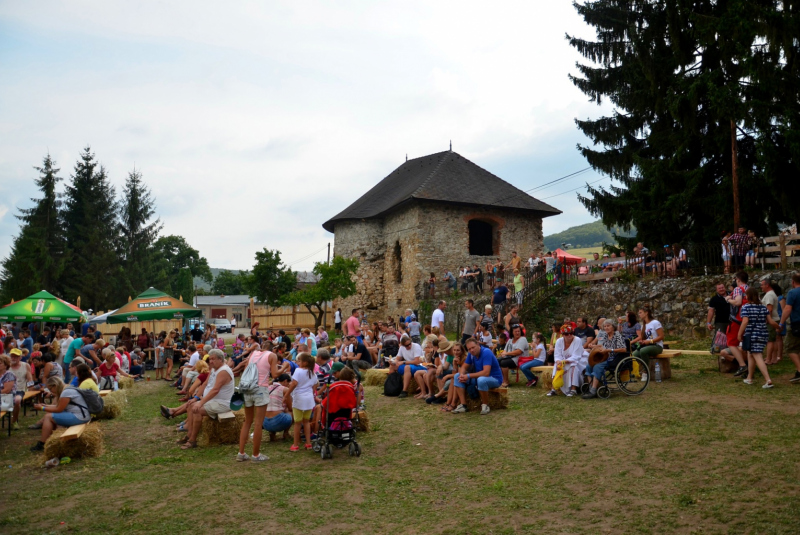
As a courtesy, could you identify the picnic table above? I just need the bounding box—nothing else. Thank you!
[22,390,42,417]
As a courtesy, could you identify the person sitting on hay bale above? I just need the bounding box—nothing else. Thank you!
[97,348,138,391]
[431,342,465,408]
[29,375,92,451]
[418,338,453,401]
[389,335,426,399]
[175,344,200,393]
[450,338,503,415]
[177,349,234,450]
[161,360,210,419]
[341,335,373,372]
[547,325,586,398]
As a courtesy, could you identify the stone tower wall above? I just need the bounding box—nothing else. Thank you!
[332,201,547,324]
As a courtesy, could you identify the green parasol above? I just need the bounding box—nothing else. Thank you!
[0,290,85,322]
[106,287,201,324]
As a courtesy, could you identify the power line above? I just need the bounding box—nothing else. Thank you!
[539,176,608,200]
[285,245,328,267]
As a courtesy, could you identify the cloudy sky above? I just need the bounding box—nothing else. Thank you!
[0,1,610,272]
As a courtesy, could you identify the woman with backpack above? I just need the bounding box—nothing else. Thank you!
[236,348,273,462]
[30,375,91,451]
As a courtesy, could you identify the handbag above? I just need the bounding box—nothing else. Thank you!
[712,330,728,353]
[552,362,565,390]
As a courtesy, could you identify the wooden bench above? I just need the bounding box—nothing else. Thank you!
[22,390,42,417]
[99,390,113,397]
[649,351,680,380]
[662,340,678,349]
[61,423,87,441]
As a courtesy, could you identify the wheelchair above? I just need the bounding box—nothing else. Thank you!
[580,353,650,399]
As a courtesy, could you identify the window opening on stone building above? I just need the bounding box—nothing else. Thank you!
[393,241,403,283]
[468,219,494,256]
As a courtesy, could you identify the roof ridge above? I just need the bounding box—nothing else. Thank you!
[409,151,451,199]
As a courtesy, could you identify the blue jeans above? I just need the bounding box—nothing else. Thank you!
[453,373,500,392]
[585,360,608,381]
[52,411,89,427]
[263,412,293,432]
[520,359,546,382]
[62,362,71,383]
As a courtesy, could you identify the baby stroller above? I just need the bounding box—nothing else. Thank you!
[312,379,362,459]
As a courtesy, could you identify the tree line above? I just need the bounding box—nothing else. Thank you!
[0,147,213,310]
[0,147,359,325]
[571,1,800,246]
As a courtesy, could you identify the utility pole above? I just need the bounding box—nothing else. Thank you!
[731,119,741,229]
[323,242,330,329]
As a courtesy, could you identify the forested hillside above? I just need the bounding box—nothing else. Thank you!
[543,220,635,251]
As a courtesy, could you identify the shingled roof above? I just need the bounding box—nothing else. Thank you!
[322,150,561,232]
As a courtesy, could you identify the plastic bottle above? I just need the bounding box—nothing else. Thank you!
[655,362,662,383]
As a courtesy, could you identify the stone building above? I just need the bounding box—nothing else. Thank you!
[322,150,561,319]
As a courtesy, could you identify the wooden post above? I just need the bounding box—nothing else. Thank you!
[292,305,297,326]
[780,234,787,270]
[249,298,254,328]
[76,296,80,309]
[731,119,741,230]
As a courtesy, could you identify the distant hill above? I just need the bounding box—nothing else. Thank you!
[543,221,636,251]
[193,268,242,291]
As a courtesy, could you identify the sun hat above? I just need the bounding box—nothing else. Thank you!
[438,339,454,352]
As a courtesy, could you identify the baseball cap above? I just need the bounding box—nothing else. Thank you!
[9,348,22,356]
[331,362,345,372]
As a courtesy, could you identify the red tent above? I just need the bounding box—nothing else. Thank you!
[553,248,585,265]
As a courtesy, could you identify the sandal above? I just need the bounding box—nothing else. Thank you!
[160,406,172,419]
[441,405,452,412]
[176,435,189,444]
[180,441,197,450]
[28,423,43,430]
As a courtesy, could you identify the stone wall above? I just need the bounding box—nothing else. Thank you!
[332,200,546,321]
[548,270,796,339]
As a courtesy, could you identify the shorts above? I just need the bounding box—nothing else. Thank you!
[335,322,342,330]
[185,371,199,386]
[263,412,293,432]
[726,323,741,348]
[498,357,518,369]
[786,332,800,353]
[52,412,89,427]
[244,386,269,407]
[768,324,777,343]
[203,399,231,419]
[292,408,313,421]
[747,250,755,257]
[398,364,426,375]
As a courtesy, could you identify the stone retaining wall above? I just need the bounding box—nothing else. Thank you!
[548,270,796,339]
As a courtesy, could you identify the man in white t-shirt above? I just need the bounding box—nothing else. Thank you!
[181,349,234,449]
[431,301,446,335]
[760,276,780,364]
[334,308,343,334]
[389,335,426,398]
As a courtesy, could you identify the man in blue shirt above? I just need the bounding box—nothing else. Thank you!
[451,338,503,415]
[21,330,34,355]
[778,272,800,383]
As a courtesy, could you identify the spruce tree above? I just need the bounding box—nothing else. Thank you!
[118,167,162,299]
[62,147,122,311]
[0,154,65,302]
[569,0,799,245]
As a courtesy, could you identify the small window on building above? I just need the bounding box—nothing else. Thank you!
[468,220,494,256]
[393,241,403,283]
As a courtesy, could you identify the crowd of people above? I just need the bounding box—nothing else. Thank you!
[706,271,800,387]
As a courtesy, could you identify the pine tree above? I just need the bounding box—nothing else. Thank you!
[118,167,162,299]
[569,0,799,245]
[0,154,65,302]
[62,147,122,311]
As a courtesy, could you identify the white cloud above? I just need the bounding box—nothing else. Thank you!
[0,0,610,271]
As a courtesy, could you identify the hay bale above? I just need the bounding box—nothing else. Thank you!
[464,388,509,411]
[44,423,104,460]
[541,370,554,391]
[197,410,245,447]
[94,390,126,420]
[118,376,134,390]
[363,369,388,387]
[356,410,370,432]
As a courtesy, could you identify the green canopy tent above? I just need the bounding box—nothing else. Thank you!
[106,287,201,324]
[0,290,85,322]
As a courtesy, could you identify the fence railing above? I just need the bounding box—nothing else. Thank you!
[574,233,800,283]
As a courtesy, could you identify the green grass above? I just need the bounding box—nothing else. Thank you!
[559,246,604,260]
[2,350,800,533]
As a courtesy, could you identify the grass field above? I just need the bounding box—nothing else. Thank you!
[2,351,800,534]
